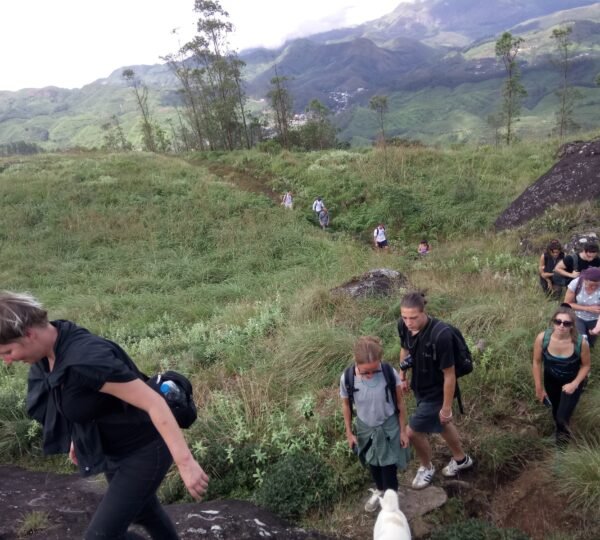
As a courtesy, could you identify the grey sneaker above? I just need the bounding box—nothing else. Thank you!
[442,455,474,477]
[364,488,383,512]
[411,464,435,489]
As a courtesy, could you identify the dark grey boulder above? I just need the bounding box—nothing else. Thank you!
[331,269,410,298]
[495,139,600,230]
[0,466,339,539]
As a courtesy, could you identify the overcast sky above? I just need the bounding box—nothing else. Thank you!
[1,0,408,91]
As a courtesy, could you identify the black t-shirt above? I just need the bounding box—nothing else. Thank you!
[398,317,455,401]
[542,251,564,273]
[59,360,159,456]
[562,253,600,273]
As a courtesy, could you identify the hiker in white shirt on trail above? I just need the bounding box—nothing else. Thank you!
[312,197,324,215]
[374,224,389,250]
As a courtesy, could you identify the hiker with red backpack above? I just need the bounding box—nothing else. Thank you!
[532,304,590,446]
[397,292,474,490]
[340,336,410,513]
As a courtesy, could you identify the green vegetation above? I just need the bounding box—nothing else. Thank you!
[17,511,50,537]
[0,142,599,538]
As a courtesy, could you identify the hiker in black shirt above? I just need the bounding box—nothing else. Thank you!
[398,292,473,490]
[554,242,600,288]
[0,292,208,540]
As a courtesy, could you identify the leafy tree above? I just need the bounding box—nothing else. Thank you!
[267,73,293,149]
[101,115,132,151]
[369,95,388,144]
[163,1,250,151]
[495,32,527,145]
[299,99,337,150]
[369,95,389,177]
[551,26,580,140]
[122,69,164,152]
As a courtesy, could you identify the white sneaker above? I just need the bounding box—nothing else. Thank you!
[442,455,474,477]
[364,488,383,512]
[411,464,435,489]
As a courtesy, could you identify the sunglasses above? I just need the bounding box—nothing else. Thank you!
[357,368,382,376]
[553,319,573,327]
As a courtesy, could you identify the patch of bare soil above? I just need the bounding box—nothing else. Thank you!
[195,161,280,202]
[490,461,579,540]
[0,465,337,539]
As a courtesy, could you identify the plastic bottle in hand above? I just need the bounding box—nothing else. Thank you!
[160,380,186,406]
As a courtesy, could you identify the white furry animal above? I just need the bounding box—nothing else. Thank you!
[373,489,411,540]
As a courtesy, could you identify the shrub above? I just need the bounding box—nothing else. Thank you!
[477,433,548,483]
[430,518,530,540]
[553,440,600,516]
[255,451,336,520]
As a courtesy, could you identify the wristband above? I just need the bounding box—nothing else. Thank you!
[439,410,453,420]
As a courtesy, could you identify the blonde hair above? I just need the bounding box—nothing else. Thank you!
[0,291,48,344]
[353,336,384,365]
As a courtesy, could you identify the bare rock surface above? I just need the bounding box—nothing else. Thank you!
[0,465,339,539]
[399,485,447,519]
[331,268,409,298]
[495,139,600,230]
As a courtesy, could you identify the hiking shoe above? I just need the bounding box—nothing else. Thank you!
[442,455,474,477]
[411,464,435,490]
[364,488,383,512]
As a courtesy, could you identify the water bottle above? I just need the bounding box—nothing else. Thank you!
[159,380,186,407]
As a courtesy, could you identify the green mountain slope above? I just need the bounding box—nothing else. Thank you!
[2,0,600,148]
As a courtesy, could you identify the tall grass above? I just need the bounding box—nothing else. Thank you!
[1,143,598,536]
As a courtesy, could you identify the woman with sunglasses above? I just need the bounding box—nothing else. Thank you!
[564,267,600,348]
[340,336,409,512]
[532,304,590,445]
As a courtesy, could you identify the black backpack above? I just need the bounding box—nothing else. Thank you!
[428,320,473,413]
[343,362,399,421]
[146,370,197,429]
[430,321,473,379]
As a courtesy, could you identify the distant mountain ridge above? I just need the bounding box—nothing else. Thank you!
[1,0,600,148]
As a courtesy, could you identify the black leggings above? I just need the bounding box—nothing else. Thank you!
[544,370,583,445]
[369,464,398,492]
[85,438,179,540]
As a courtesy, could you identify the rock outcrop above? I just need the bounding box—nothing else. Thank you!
[495,139,600,230]
[0,466,338,540]
[331,269,410,298]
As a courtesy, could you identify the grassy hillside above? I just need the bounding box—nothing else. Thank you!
[0,145,599,538]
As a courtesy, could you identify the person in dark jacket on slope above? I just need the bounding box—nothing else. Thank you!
[0,291,208,540]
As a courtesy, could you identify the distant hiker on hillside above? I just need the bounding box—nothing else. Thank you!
[532,304,590,446]
[564,267,600,348]
[0,291,208,539]
[417,240,430,255]
[398,292,473,490]
[373,224,389,250]
[281,191,293,209]
[340,336,409,513]
[319,207,329,229]
[312,196,325,218]
[553,242,600,288]
[538,239,564,297]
